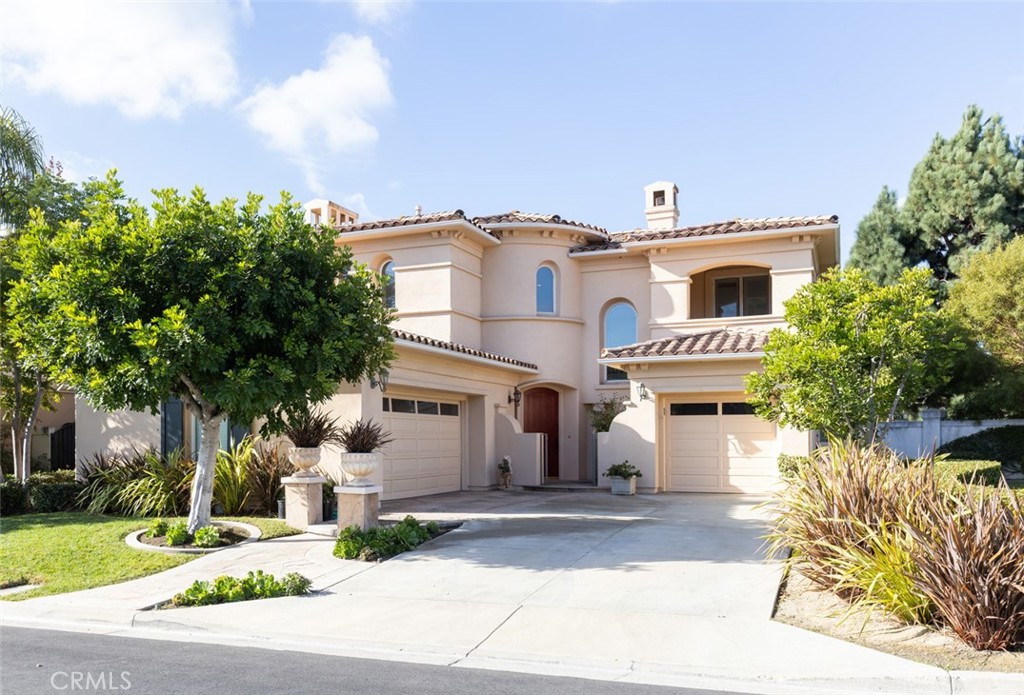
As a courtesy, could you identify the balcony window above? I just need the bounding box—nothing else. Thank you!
[714,275,770,317]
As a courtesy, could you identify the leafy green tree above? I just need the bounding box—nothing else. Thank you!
[11,173,395,530]
[846,187,910,286]
[848,105,1024,287]
[940,236,1024,418]
[746,267,964,442]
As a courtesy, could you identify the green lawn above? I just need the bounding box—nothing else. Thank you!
[0,513,301,601]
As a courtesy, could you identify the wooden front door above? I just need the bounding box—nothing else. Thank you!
[524,387,559,479]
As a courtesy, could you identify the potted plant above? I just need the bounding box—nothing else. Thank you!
[603,460,642,495]
[337,419,394,487]
[281,407,343,477]
[497,456,512,490]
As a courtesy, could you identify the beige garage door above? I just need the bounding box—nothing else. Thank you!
[382,396,462,500]
[667,398,777,493]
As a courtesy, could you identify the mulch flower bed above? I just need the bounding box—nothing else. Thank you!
[139,527,250,550]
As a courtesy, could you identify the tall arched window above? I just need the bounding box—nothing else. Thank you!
[536,264,556,314]
[603,302,637,382]
[381,260,396,309]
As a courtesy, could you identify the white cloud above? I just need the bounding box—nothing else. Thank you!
[342,193,375,220]
[238,35,393,194]
[1,1,244,119]
[351,0,412,25]
[52,151,114,183]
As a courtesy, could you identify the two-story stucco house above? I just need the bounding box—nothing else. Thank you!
[76,182,838,499]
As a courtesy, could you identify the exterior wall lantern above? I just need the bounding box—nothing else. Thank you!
[637,382,651,402]
[508,386,523,417]
[370,369,390,393]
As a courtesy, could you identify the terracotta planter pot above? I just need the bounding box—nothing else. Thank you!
[608,476,637,496]
[288,447,322,477]
[339,452,381,487]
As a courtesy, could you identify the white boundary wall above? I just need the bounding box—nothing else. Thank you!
[883,409,1024,459]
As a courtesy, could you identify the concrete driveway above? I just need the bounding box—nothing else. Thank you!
[3,490,969,694]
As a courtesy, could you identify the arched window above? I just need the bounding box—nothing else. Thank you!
[603,302,637,382]
[536,264,556,314]
[381,261,396,309]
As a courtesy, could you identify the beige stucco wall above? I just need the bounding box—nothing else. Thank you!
[75,396,160,464]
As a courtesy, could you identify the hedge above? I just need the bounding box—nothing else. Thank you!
[933,458,1004,487]
[936,426,1024,471]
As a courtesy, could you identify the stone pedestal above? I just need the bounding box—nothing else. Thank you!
[335,485,383,533]
[282,475,325,530]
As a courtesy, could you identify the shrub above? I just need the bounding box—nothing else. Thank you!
[906,486,1024,651]
[193,526,220,548]
[589,394,626,433]
[0,478,28,516]
[933,458,1004,487]
[937,425,1024,473]
[602,460,642,479]
[334,515,437,561]
[777,454,811,481]
[28,481,82,512]
[147,520,169,538]
[214,438,252,515]
[28,469,77,484]
[246,443,293,516]
[171,570,311,607]
[165,521,190,547]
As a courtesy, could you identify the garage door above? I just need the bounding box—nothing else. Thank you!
[382,396,462,499]
[667,398,777,493]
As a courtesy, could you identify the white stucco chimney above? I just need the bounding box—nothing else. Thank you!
[643,181,679,230]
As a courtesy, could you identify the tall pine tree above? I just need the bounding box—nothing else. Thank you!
[846,186,909,286]
[849,105,1024,287]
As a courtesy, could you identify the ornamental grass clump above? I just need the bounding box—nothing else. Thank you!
[282,408,343,448]
[213,438,253,515]
[337,419,393,453]
[906,485,1024,651]
[766,440,937,624]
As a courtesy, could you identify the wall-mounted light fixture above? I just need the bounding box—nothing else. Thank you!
[508,386,523,417]
[638,382,651,402]
[370,369,390,393]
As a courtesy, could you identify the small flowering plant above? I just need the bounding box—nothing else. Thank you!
[498,456,512,474]
[603,460,642,479]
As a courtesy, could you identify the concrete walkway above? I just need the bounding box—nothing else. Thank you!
[2,491,1021,695]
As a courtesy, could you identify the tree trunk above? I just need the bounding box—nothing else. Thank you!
[186,415,224,533]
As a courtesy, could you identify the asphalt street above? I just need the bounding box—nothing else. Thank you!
[0,627,745,695]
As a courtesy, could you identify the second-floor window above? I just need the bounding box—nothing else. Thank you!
[603,301,637,382]
[382,261,396,309]
[536,265,556,314]
[714,275,770,317]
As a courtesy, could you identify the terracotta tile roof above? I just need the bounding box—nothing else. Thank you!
[393,329,538,370]
[570,215,838,254]
[336,210,492,235]
[474,211,608,235]
[601,329,768,360]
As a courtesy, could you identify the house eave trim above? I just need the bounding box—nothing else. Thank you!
[335,220,501,247]
[396,339,538,373]
[598,352,765,365]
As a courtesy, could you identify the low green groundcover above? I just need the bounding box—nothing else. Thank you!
[0,512,300,600]
[171,570,311,607]
[933,458,1005,486]
[334,515,442,561]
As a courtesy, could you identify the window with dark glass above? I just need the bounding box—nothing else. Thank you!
[382,261,396,309]
[536,265,555,314]
[670,403,719,416]
[714,275,770,317]
[603,302,637,382]
[722,402,756,415]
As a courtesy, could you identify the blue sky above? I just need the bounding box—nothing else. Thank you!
[2,1,1022,262]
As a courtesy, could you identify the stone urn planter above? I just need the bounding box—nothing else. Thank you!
[288,447,322,477]
[338,452,382,487]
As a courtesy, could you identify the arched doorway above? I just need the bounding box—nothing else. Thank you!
[524,387,560,479]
